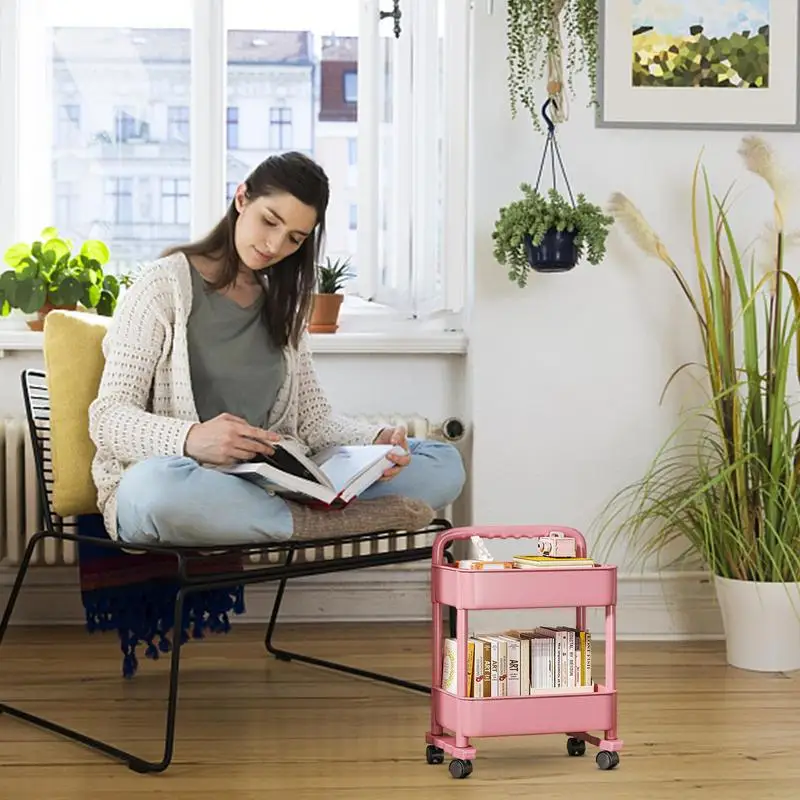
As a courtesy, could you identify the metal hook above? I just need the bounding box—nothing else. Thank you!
[541,98,556,136]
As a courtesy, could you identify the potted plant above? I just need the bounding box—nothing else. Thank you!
[506,0,600,132]
[0,227,123,330]
[492,184,613,287]
[308,256,354,333]
[596,136,800,672]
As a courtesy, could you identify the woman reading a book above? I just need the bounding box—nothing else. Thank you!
[88,151,466,546]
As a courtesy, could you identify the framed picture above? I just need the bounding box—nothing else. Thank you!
[596,0,800,130]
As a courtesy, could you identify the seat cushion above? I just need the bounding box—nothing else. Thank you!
[43,310,112,517]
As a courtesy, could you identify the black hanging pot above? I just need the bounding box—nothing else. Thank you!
[524,98,580,274]
[524,229,579,273]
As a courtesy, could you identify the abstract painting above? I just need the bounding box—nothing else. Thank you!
[596,0,800,129]
[631,0,769,89]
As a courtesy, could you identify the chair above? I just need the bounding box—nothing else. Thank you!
[0,368,454,774]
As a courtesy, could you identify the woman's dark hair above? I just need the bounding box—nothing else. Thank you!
[163,151,329,349]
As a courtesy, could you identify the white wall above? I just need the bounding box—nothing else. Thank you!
[465,3,798,636]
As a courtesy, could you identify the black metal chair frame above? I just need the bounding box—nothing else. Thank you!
[0,369,454,774]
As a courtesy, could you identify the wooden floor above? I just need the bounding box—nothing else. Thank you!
[0,624,798,799]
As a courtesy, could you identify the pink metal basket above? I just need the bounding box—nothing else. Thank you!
[425,525,623,780]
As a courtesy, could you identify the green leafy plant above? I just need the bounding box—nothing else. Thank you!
[0,227,123,317]
[507,0,599,132]
[594,137,800,584]
[492,184,613,287]
[316,256,354,294]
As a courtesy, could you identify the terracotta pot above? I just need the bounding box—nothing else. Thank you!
[308,293,344,333]
[26,302,79,332]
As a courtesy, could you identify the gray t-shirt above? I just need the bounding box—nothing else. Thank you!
[186,264,285,428]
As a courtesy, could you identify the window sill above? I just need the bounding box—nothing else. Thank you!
[309,330,467,354]
[0,327,468,357]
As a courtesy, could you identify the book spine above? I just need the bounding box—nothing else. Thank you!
[470,637,484,697]
[519,636,529,696]
[482,641,492,697]
[466,640,475,697]
[585,631,592,686]
[441,638,457,694]
[505,637,520,696]
[489,638,499,696]
[497,638,508,696]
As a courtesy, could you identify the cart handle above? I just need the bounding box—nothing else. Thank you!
[432,524,587,566]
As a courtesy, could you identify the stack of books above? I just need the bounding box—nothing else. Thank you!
[441,626,593,697]
[456,556,596,570]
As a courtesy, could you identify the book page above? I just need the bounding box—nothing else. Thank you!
[312,445,398,493]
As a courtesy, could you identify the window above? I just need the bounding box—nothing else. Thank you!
[167,106,190,143]
[56,104,80,146]
[54,181,76,230]
[269,107,293,150]
[343,70,357,104]
[226,106,239,150]
[115,108,142,143]
[104,178,133,224]
[160,178,190,225]
[4,0,470,325]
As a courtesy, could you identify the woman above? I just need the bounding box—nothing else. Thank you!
[88,151,466,547]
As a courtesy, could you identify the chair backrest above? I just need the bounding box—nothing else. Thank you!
[20,369,77,536]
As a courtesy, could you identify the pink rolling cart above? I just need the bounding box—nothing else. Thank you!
[425,525,623,780]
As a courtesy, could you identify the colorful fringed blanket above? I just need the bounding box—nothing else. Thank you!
[76,514,246,678]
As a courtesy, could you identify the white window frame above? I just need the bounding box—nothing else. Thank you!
[0,0,472,332]
[356,0,470,327]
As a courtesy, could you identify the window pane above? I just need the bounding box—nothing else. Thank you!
[26,0,193,276]
[224,0,360,283]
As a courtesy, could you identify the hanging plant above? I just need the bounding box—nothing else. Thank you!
[506,0,599,132]
[491,99,613,287]
[493,184,612,287]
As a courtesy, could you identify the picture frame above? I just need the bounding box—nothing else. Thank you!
[595,0,800,131]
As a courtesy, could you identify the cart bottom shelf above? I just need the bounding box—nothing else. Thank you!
[431,684,618,739]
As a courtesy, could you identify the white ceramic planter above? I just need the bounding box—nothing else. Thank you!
[714,575,800,672]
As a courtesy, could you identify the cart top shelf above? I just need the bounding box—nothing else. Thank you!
[432,563,618,610]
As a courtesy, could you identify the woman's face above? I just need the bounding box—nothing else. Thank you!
[234,187,317,272]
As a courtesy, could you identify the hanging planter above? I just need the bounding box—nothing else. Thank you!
[492,99,613,287]
[506,0,600,133]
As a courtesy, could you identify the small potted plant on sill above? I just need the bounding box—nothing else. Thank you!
[492,183,613,287]
[0,227,124,330]
[308,256,354,333]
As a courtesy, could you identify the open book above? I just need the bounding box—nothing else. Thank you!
[219,438,404,506]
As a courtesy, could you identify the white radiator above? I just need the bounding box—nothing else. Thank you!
[0,413,468,568]
[0,417,62,568]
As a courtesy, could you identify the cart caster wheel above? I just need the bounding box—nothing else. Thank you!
[566,737,586,756]
[448,758,473,779]
[426,745,444,765]
[596,750,620,770]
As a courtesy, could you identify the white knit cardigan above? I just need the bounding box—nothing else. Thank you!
[88,252,382,540]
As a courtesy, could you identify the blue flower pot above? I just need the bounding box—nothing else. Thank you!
[524,229,579,272]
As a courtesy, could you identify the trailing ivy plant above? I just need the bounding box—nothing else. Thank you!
[507,0,599,132]
[492,184,613,287]
[0,227,123,317]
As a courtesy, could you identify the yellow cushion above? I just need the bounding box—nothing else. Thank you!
[42,310,112,517]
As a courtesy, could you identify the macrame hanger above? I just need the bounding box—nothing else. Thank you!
[533,98,576,207]
[546,0,569,125]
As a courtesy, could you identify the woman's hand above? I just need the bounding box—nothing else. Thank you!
[184,413,280,465]
[374,425,411,481]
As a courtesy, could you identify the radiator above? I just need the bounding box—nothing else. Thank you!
[0,417,72,568]
[0,413,467,569]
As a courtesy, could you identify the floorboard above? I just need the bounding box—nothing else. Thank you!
[0,624,797,799]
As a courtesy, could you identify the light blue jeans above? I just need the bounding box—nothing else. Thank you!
[116,438,466,547]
